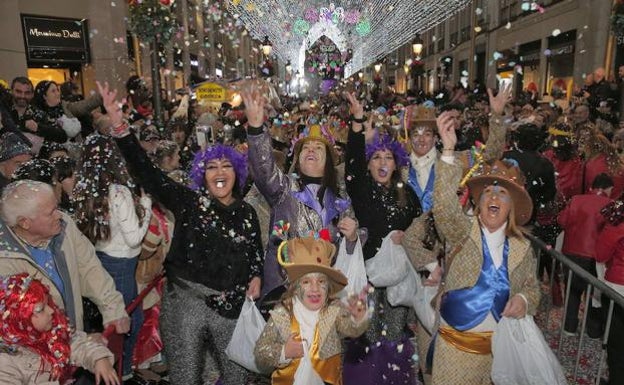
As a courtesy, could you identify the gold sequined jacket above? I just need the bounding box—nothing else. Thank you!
[254,301,369,371]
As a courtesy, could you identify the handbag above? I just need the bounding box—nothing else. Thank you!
[225,297,267,373]
[333,237,368,302]
[491,316,567,385]
[365,231,409,287]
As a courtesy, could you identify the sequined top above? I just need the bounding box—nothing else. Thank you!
[116,134,264,316]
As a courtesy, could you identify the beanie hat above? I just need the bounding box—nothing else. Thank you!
[0,132,31,163]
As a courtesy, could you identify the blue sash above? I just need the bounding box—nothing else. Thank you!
[440,234,510,331]
[408,165,435,212]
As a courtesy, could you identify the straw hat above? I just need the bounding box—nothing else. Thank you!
[405,104,437,133]
[466,159,533,226]
[277,236,347,295]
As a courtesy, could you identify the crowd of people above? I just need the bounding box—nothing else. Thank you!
[0,63,622,385]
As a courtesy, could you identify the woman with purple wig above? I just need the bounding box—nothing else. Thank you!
[342,92,422,385]
[97,82,263,385]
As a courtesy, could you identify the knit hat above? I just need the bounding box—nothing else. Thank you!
[0,132,31,163]
[277,234,347,296]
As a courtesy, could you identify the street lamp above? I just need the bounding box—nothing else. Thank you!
[374,63,382,73]
[412,35,424,58]
[261,35,272,56]
[404,64,410,74]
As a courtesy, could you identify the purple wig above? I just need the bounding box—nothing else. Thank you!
[365,133,409,167]
[189,144,248,193]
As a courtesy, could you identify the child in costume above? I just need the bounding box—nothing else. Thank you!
[0,273,118,385]
[254,234,370,385]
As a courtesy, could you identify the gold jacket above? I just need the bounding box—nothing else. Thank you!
[254,301,369,372]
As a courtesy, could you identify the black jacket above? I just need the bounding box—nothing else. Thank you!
[345,129,422,260]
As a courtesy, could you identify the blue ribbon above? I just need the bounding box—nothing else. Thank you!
[408,165,435,212]
[440,234,510,331]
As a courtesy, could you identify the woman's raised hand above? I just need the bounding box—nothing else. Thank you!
[241,83,266,128]
[487,83,512,116]
[96,81,123,128]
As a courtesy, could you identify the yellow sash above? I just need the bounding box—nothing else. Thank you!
[272,315,342,385]
[438,326,493,355]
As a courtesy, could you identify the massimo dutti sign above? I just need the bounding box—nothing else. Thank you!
[21,14,90,63]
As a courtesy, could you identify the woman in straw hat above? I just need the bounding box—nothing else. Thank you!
[426,113,541,384]
[254,233,369,385]
[242,85,358,298]
[0,273,118,384]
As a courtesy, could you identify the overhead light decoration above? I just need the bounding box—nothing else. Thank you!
[412,34,424,57]
[226,0,471,76]
[261,35,273,56]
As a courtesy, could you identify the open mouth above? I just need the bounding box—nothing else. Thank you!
[487,204,500,214]
[307,294,321,304]
[378,167,389,178]
[305,154,317,161]
[215,178,226,188]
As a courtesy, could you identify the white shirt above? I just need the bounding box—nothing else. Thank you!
[410,147,438,190]
[95,184,152,258]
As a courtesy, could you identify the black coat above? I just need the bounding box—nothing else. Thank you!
[116,134,264,316]
[345,129,422,260]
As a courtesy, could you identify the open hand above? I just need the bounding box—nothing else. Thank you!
[94,358,120,385]
[241,83,266,128]
[487,83,512,116]
[437,111,457,150]
[344,287,368,321]
[96,81,124,128]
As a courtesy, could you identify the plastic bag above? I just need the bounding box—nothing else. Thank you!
[334,237,368,302]
[225,297,266,373]
[293,341,325,385]
[365,231,409,287]
[412,274,438,334]
[387,263,418,307]
[491,316,567,385]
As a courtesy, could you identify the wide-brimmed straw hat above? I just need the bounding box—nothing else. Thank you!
[466,159,533,226]
[277,236,347,296]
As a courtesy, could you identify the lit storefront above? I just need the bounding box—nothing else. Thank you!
[20,14,90,91]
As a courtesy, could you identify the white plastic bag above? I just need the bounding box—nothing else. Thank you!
[412,274,438,334]
[293,341,325,385]
[58,114,82,138]
[387,263,418,307]
[334,237,368,302]
[491,316,568,385]
[365,231,409,287]
[225,297,266,373]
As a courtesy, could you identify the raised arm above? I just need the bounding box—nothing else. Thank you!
[432,112,472,246]
[242,84,291,207]
[482,84,513,162]
[97,81,193,214]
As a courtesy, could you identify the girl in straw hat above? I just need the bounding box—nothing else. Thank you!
[254,234,369,385]
[0,273,118,384]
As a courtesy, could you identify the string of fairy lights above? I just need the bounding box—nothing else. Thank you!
[226,0,472,76]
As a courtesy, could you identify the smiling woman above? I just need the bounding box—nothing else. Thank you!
[428,117,540,385]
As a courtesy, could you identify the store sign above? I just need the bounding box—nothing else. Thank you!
[195,82,226,103]
[21,14,90,63]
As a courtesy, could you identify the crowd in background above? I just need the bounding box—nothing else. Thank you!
[0,63,623,385]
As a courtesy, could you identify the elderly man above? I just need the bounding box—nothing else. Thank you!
[0,132,32,190]
[0,180,129,334]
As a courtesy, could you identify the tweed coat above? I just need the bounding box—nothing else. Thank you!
[429,158,541,385]
[254,301,369,371]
